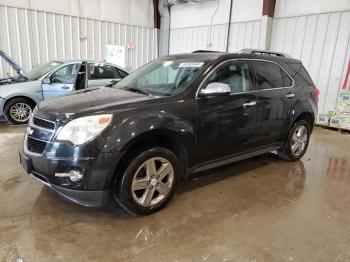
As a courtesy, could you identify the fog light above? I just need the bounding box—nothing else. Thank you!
[55,170,83,182]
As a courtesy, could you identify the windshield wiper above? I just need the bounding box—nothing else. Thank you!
[123,87,150,96]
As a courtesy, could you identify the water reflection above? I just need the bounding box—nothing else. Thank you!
[2,154,308,261]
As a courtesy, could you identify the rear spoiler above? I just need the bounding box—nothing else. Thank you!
[0,50,30,80]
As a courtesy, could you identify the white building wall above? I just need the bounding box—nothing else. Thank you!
[0,2,157,77]
[169,0,264,54]
[275,0,350,17]
[271,0,350,114]
[0,0,154,27]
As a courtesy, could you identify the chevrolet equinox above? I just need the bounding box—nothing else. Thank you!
[20,49,318,215]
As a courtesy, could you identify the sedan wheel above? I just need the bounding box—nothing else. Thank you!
[5,98,35,124]
[9,102,32,123]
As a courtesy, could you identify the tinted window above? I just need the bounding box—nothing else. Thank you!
[284,62,314,86]
[205,61,253,94]
[51,64,80,84]
[253,61,292,89]
[117,69,128,78]
[88,64,120,79]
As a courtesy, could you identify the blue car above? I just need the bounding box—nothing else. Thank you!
[0,50,128,124]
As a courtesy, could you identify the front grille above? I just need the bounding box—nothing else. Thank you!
[27,137,47,154]
[33,116,55,130]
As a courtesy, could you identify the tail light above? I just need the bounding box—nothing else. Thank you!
[313,87,320,103]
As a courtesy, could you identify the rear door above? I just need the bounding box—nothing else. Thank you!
[87,63,121,87]
[42,63,81,100]
[250,60,295,146]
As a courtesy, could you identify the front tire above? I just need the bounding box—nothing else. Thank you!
[114,147,179,215]
[4,98,35,125]
[278,120,311,161]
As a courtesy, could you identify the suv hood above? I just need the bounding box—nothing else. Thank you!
[0,49,30,81]
[36,87,156,120]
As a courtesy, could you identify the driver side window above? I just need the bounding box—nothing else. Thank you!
[205,61,254,94]
[51,64,80,84]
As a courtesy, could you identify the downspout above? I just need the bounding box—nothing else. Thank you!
[158,0,171,57]
[226,0,233,52]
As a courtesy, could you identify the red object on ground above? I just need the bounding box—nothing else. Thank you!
[343,59,350,90]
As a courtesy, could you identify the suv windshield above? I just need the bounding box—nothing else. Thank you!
[27,61,63,80]
[116,58,208,96]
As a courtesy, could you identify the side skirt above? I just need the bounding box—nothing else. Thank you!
[189,143,283,174]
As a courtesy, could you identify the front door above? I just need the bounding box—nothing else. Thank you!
[196,60,259,163]
[42,63,81,100]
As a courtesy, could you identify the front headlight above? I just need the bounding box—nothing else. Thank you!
[56,114,112,145]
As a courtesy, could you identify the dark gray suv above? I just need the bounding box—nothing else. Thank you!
[20,49,318,215]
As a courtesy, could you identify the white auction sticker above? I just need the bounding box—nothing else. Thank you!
[179,62,204,68]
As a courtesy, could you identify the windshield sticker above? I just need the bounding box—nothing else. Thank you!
[179,62,204,68]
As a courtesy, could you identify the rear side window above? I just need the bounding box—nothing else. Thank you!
[284,62,314,86]
[88,64,120,79]
[252,61,292,89]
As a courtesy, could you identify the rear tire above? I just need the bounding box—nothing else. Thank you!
[113,147,179,215]
[278,120,311,161]
[4,98,35,125]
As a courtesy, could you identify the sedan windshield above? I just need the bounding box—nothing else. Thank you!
[116,58,209,96]
[27,61,63,80]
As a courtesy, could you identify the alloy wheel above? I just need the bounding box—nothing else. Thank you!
[291,126,308,156]
[131,157,174,207]
[9,103,32,123]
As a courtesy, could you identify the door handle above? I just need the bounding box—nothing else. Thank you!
[242,101,257,107]
[285,93,295,98]
[62,86,69,89]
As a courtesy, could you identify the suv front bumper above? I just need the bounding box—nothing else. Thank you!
[19,149,118,207]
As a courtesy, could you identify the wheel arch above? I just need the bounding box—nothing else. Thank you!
[111,129,191,187]
[293,111,315,132]
[3,95,37,111]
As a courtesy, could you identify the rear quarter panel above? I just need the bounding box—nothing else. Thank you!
[280,60,318,130]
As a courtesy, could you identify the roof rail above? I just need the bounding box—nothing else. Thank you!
[192,50,224,53]
[238,49,292,58]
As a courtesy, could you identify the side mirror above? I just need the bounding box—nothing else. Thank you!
[199,82,231,97]
[42,77,51,84]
